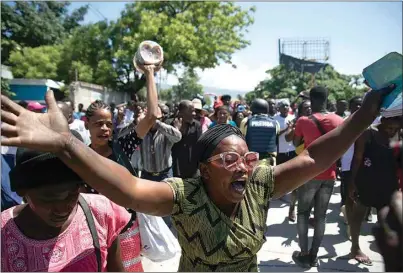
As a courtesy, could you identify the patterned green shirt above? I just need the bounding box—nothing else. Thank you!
[165,164,275,272]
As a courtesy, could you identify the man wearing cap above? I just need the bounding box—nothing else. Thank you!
[192,98,212,133]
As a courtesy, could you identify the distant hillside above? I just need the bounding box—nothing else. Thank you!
[160,83,250,99]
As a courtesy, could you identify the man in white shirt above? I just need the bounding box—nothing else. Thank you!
[274,100,296,159]
[274,99,297,221]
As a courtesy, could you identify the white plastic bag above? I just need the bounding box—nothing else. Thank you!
[137,213,180,262]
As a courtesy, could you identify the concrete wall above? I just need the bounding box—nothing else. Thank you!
[69,81,130,110]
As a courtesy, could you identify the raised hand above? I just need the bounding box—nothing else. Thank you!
[173,117,182,130]
[1,90,70,153]
[286,119,295,129]
[136,111,146,124]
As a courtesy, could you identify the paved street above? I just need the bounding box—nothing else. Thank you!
[142,181,384,272]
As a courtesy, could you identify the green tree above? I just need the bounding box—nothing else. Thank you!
[5,1,254,96]
[247,64,369,103]
[8,22,116,86]
[9,45,63,80]
[171,70,204,101]
[159,70,205,102]
[57,22,116,85]
[1,1,88,63]
[204,95,212,106]
[109,1,255,93]
[1,78,15,97]
[159,88,174,102]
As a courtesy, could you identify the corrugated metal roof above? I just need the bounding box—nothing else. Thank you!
[10,78,64,89]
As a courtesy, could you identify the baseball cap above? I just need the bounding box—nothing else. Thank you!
[27,101,46,112]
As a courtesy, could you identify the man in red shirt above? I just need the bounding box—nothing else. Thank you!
[292,86,344,268]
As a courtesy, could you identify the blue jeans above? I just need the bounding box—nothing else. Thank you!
[141,169,173,227]
[297,180,334,255]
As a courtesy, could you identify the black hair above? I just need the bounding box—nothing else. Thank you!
[214,105,230,116]
[18,100,28,109]
[165,102,173,110]
[221,95,231,101]
[349,96,362,108]
[10,130,84,192]
[178,100,192,112]
[310,86,328,111]
[158,103,169,115]
[310,86,328,102]
[136,102,146,109]
[85,100,110,119]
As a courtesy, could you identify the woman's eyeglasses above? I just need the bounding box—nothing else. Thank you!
[207,151,259,171]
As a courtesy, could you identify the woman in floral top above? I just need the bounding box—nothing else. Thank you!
[1,135,131,272]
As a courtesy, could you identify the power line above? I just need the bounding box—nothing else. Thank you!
[88,3,107,21]
[87,5,102,21]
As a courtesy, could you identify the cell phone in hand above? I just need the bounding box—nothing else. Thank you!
[363,52,402,109]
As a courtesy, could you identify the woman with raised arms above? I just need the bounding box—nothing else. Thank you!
[0,84,394,271]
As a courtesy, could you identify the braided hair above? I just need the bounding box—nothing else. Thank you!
[85,100,110,119]
[193,124,244,164]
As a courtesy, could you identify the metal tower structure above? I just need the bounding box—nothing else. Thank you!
[278,38,330,63]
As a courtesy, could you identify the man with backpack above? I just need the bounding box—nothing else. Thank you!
[291,86,344,268]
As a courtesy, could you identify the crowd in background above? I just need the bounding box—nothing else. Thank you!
[1,73,402,272]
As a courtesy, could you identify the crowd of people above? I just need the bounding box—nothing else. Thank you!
[1,63,402,272]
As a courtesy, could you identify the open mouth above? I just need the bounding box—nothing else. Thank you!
[231,180,246,195]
